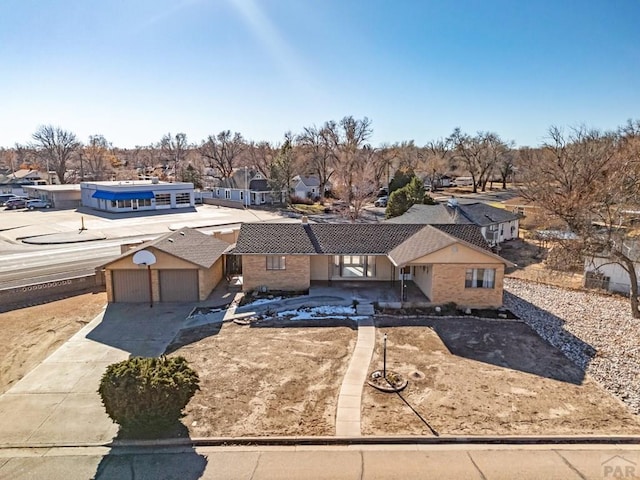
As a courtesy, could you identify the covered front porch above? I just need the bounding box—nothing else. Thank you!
[309,280,430,307]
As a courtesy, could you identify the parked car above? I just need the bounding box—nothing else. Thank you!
[26,199,52,210]
[374,196,388,207]
[4,197,28,209]
[0,194,18,206]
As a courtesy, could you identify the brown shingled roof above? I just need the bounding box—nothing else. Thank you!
[112,227,230,269]
[234,223,316,254]
[233,221,512,266]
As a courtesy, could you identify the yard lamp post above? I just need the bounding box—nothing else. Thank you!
[383,333,387,380]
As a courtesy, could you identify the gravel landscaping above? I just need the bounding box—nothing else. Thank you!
[504,278,640,414]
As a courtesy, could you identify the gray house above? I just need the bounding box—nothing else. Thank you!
[386,198,520,246]
[212,169,285,206]
[292,175,321,200]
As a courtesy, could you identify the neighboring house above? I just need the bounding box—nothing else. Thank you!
[233,221,513,308]
[584,242,640,294]
[22,184,81,209]
[0,169,55,195]
[102,228,230,303]
[6,169,48,183]
[423,174,453,189]
[292,175,321,200]
[212,169,285,205]
[385,198,520,246]
[81,179,195,212]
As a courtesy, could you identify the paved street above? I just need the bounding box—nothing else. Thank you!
[0,204,288,288]
[1,444,640,479]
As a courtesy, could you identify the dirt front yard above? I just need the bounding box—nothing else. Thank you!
[0,291,107,394]
[362,319,640,436]
[3,292,639,438]
[169,322,357,437]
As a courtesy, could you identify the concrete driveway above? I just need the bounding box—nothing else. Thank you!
[0,303,193,447]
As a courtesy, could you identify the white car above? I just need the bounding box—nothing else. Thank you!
[374,196,388,207]
[26,199,52,210]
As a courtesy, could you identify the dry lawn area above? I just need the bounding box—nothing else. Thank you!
[3,290,639,438]
[169,322,357,437]
[362,323,640,436]
[0,291,107,394]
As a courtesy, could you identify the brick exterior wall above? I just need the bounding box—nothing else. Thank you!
[429,263,505,308]
[199,259,223,301]
[242,255,310,292]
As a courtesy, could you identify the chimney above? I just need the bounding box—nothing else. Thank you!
[301,215,308,224]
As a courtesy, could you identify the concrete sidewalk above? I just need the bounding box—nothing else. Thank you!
[1,444,639,479]
[336,318,376,436]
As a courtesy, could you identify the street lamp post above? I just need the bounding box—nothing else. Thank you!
[244,166,249,208]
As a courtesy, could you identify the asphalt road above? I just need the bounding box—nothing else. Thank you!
[0,243,121,289]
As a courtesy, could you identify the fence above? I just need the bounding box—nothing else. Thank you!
[0,274,104,312]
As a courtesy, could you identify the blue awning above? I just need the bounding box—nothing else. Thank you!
[92,190,155,200]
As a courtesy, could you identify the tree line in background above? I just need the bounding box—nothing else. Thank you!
[0,116,517,212]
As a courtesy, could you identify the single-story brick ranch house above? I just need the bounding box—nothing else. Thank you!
[233,221,514,308]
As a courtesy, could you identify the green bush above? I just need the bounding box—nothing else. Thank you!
[98,356,200,437]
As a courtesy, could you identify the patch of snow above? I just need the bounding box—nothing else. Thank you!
[277,305,367,321]
[243,297,283,307]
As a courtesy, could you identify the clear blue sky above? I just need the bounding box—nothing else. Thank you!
[1,0,638,149]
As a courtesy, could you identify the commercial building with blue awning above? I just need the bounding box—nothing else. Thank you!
[81,180,194,213]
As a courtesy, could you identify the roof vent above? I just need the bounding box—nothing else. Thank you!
[301,215,308,224]
[167,238,174,243]
[447,197,459,208]
[180,231,185,236]
[151,177,159,184]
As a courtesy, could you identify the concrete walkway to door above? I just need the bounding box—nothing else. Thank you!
[0,303,193,447]
[335,318,376,436]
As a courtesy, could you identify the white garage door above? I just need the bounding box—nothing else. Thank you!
[159,269,199,302]
[112,269,151,303]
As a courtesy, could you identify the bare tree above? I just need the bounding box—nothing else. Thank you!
[199,130,245,183]
[158,133,189,181]
[246,141,276,178]
[81,135,113,180]
[371,144,395,189]
[269,132,297,203]
[332,116,374,217]
[31,125,80,184]
[447,128,483,192]
[297,123,338,198]
[423,138,451,190]
[479,132,509,191]
[519,124,640,317]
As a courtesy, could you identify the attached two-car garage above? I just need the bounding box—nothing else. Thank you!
[111,269,200,303]
[103,228,230,304]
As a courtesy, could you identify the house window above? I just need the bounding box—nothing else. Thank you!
[266,255,286,270]
[225,190,231,199]
[216,188,220,196]
[240,191,244,201]
[155,194,171,206]
[175,193,190,204]
[334,255,376,277]
[465,268,496,289]
[138,198,152,207]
